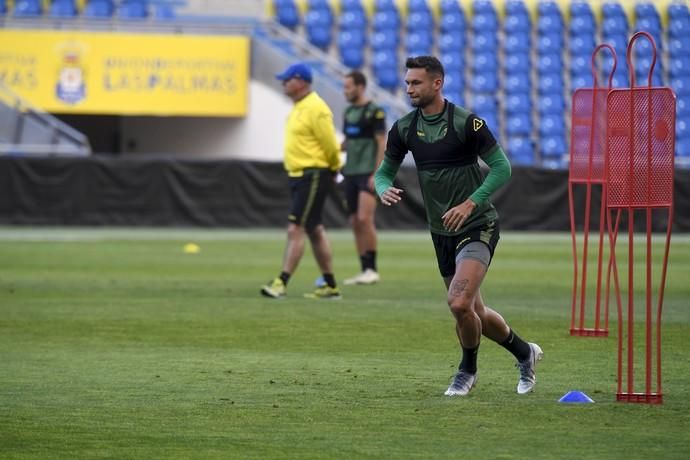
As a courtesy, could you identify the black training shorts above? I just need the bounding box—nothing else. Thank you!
[344,173,376,215]
[288,168,333,232]
[430,219,500,278]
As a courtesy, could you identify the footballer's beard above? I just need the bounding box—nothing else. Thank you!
[409,93,434,108]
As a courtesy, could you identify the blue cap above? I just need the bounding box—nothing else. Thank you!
[275,62,313,83]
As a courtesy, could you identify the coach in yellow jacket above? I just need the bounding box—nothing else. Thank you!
[261,62,343,300]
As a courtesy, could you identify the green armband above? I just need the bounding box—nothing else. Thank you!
[469,146,512,205]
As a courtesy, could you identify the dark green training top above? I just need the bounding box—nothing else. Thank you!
[384,101,500,236]
[342,102,386,175]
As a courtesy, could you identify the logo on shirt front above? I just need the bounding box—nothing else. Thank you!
[473,119,484,132]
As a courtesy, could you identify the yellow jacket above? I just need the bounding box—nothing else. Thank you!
[283,91,341,176]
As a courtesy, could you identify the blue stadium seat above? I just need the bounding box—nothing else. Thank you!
[372,49,397,71]
[305,7,332,27]
[537,1,560,17]
[602,2,626,18]
[570,1,594,19]
[472,94,497,113]
[340,46,365,69]
[569,54,589,75]
[372,10,400,30]
[118,1,148,19]
[470,73,498,92]
[537,33,562,54]
[538,93,565,113]
[669,38,690,58]
[611,73,630,88]
[505,0,528,16]
[407,10,433,30]
[506,113,531,136]
[445,90,465,107]
[153,4,175,20]
[408,0,431,14]
[375,0,398,13]
[538,73,564,94]
[569,35,596,56]
[440,10,465,33]
[438,32,465,53]
[541,135,567,157]
[84,0,114,18]
[668,2,690,19]
[440,0,462,14]
[677,117,690,139]
[341,0,364,12]
[570,72,594,90]
[636,2,660,20]
[602,16,627,35]
[306,25,332,50]
[472,13,498,31]
[472,53,498,73]
[569,15,595,35]
[440,52,464,72]
[338,29,366,49]
[50,0,78,17]
[444,72,464,94]
[13,0,41,16]
[670,56,690,78]
[0,0,6,15]
[471,33,498,53]
[507,137,535,165]
[473,0,496,16]
[405,30,433,55]
[678,97,689,117]
[669,16,690,38]
[504,32,530,53]
[604,33,628,58]
[504,74,530,93]
[635,16,661,36]
[537,14,563,34]
[340,10,367,29]
[504,93,531,113]
[375,67,399,91]
[677,137,690,157]
[370,29,398,50]
[539,113,565,136]
[537,54,563,74]
[305,10,333,49]
[309,0,330,9]
[274,0,299,29]
[503,53,530,74]
[504,14,530,33]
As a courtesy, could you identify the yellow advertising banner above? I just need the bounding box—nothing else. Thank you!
[0,30,249,116]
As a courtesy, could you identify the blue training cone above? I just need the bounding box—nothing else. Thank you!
[558,391,595,403]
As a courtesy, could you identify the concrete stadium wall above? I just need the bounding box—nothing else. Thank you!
[119,81,299,161]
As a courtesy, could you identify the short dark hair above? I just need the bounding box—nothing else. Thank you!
[405,56,445,80]
[346,70,367,87]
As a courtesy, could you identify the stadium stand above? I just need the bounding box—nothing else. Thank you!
[2,0,689,168]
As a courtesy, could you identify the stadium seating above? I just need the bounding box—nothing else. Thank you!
[118,1,148,19]
[13,0,42,16]
[274,0,299,30]
[83,0,115,18]
[22,0,680,169]
[50,0,78,17]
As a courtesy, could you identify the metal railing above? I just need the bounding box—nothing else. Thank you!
[0,82,91,156]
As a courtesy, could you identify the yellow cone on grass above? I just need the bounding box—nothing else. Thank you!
[183,243,200,254]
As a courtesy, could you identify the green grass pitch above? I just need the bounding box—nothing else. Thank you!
[1,228,689,459]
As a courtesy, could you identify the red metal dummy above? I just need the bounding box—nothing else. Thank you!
[568,44,620,337]
[606,31,675,404]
